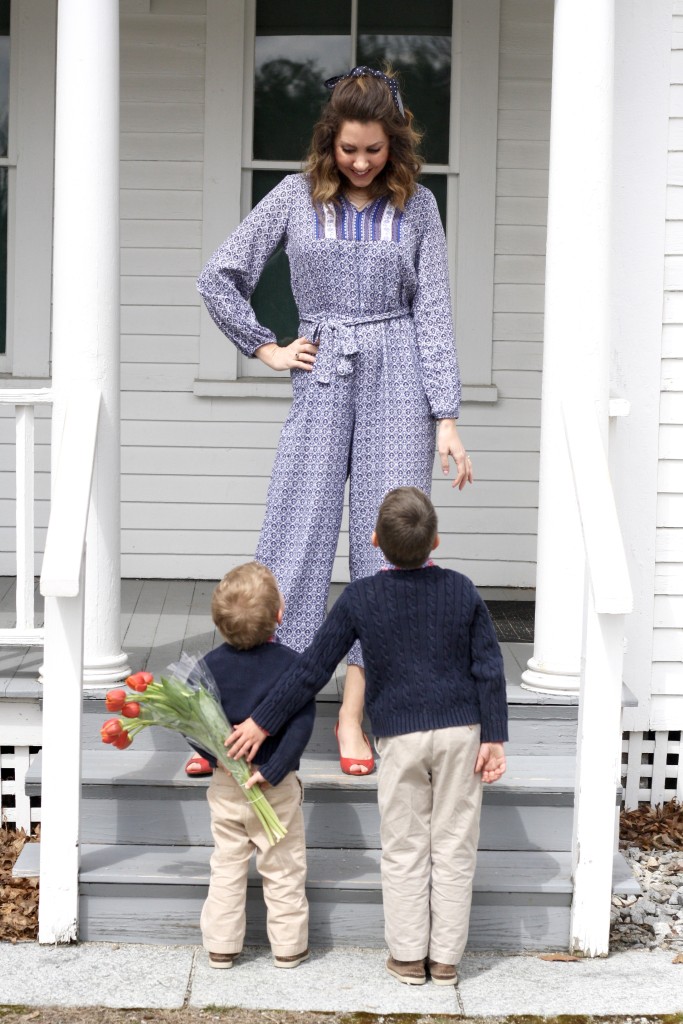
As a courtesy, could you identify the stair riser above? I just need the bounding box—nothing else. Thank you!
[79,711,577,754]
[76,789,574,851]
[79,885,570,951]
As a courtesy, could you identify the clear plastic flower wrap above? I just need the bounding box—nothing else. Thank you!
[101,653,287,845]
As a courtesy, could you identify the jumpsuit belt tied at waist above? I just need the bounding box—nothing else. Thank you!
[299,307,410,384]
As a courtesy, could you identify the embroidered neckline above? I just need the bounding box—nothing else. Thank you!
[314,195,403,242]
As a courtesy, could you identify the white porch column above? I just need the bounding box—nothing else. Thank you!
[522,0,614,695]
[50,0,130,687]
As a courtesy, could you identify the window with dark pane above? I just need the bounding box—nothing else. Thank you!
[420,174,447,229]
[250,171,300,345]
[357,0,452,165]
[254,0,351,162]
[0,1,10,356]
[249,0,452,345]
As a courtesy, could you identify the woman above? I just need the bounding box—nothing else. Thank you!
[195,66,472,777]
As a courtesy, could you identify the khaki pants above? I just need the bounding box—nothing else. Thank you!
[376,725,483,965]
[200,768,309,957]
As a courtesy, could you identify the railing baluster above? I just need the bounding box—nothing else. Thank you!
[15,404,35,631]
[0,388,52,647]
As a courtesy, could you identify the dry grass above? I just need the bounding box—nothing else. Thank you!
[619,800,683,851]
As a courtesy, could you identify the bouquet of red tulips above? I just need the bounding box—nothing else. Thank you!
[100,653,287,845]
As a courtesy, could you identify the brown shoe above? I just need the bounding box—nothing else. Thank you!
[386,956,427,985]
[208,951,237,969]
[428,959,458,986]
[274,948,309,969]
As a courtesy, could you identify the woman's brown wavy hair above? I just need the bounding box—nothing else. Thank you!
[306,69,423,211]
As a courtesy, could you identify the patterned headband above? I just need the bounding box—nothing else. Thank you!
[324,66,405,119]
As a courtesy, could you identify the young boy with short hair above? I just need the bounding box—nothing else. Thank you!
[195,561,314,971]
[228,488,508,987]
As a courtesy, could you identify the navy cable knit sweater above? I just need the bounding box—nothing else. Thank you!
[193,641,315,786]
[251,565,509,744]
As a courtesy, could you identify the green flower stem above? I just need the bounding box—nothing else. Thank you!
[116,673,288,846]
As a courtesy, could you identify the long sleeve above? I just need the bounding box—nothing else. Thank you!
[410,188,461,419]
[252,593,359,737]
[259,700,316,786]
[197,175,294,357]
[469,592,509,742]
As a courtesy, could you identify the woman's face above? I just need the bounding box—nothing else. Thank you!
[334,120,390,190]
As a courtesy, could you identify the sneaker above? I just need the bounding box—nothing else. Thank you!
[428,959,458,986]
[274,948,310,969]
[385,956,427,985]
[208,951,237,969]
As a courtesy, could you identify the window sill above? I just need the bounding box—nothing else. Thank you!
[193,378,498,403]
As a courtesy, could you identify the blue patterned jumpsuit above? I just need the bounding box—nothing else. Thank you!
[198,174,461,664]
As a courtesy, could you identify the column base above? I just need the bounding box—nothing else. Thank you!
[521,657,580,696]
[39,651,131,689]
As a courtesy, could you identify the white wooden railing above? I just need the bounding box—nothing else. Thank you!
[37,386,101,944]
[0,388,53,645]
[563,400,633,958]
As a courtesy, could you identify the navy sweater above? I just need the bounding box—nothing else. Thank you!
[196,641,315,786]
[252,566,508,744]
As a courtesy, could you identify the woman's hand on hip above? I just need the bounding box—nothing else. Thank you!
[255,338,317,372]
[437,419,474,490]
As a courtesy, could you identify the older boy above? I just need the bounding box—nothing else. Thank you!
[197,562,314,970]
[228,487,508,987]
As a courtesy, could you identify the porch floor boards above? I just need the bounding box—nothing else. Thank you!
[0,577,553,706]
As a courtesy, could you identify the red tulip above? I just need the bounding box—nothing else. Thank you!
[126,671,152,693]
[122,701,141,719]
[101,718,123,744]
[105,688,127,712]
[112,731,132,750]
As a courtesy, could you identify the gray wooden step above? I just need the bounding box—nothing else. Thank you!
[78,689,578,755]
[14,843,638,951]
[26,748,579,796]
[26,748,580,852]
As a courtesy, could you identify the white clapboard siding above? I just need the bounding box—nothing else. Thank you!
[121,528,538,563]
[122,337,199,364]
[658,492,683,527]
[654,594,683,627]
[493,313,544,341]
[121,133,204,161]
[653,12,683,721]
[122,248,201,277]
[121,553,537,586]
[120,419,541,452]
[119,502,539,535]
[495,254,546,283]
[122,446,541,483]
[661,323,683,355]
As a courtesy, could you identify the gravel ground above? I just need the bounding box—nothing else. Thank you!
[610,848,683,952]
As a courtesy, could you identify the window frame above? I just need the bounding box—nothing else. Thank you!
[0,0,56,379]
[194,0,498,403]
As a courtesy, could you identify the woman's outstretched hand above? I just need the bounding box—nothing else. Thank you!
[437,419,474,490]
[226,717,267,762]
[255,337,317,372]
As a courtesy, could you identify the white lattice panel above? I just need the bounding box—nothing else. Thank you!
[621,731,683,808]
[0,745,40,831]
